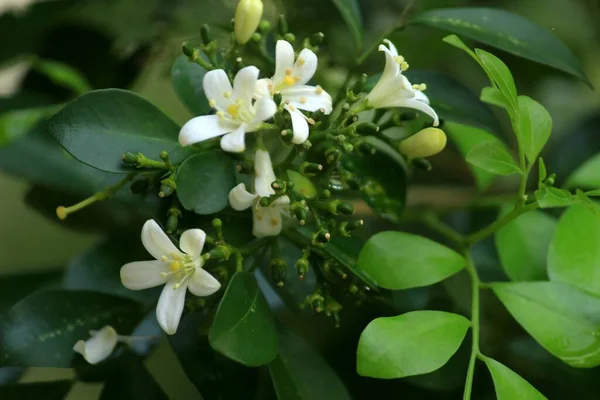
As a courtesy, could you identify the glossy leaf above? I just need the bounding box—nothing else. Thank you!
[495,207,555,281]
[548,205,600,295]
[0,270,61,316]
[535,186,579,209]
[484,357,547,399]
[269,328,351,400]
[171,54,210,116]
[466,140,521,176]
[176,151,236,215]
[331,0,362,49]
[209,271,278,367]
[493,281,600,368]
[518,96,553,163]
[566,153,600,189]
[474,49,518,112]
[357,311,470,378]
[0,290,144,367]
[411,8,588,82]
[0,381,73,400]
[480,86,512,111]
[48,89,186,173]
[357,231,464,290]
[31,57,92,95]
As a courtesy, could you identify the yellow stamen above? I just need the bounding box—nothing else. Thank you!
[170,261,182,272]
[209,99,217,108]
[227,103,241,118]
[284,75,296,86]
[299,97,307,104]
[288,105,296,112]
[394,55,405,64]
[297,57,305,66]
[271,218,279,226]
[400,61,409,71]
[285,68,293,75]
[223,91,231,98]
[217,111,225,119]
[315,85,323,94]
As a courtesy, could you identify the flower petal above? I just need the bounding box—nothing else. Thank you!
[220,124,247,153]
[120,260,169,290]
[250,96,277,127]
[179,229,206,258]
[179,115,237,146]
[141,220,182,260]
[388,97,440,127]
[273,40,295,86]
[233,66,259,102]
[229,183,258,210]
[286,106,309,144]
[383,39,399,57]
[255,78,273,99]
[156,280,188,335]
[203,69,234,110]
[254,149,276,197]
[284,85,333,113]
[414,90,430,104]
[188,268,221,296]
[292,48,318,86]
[252,205,283,237]
[73,326,118,365]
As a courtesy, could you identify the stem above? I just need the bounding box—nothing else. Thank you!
[463,251,480,400]
[422,213,464,247]
[466,202,538,244]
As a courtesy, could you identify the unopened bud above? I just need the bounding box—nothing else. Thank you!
[314,230,331,244]
[336,202,354,216]
[273,92,283,106]
[201,24,212,45]
[310,32,325,46]
[340,219,364,237]
[357,141,376,156]
[122,152,139,165]
[356,122,379,135]
[271,179,286,193]
[251,32,262,43]
[398,127,447,158]
[413,158,432,171]
[269,258,287,286]
[258,20,271,33]
[159,181,175,198]
[166,214,179,234]
[208,245,232,261]
[325,148,340,164]
[300,162,323,176]
[181,42,195,58]
[283,33,295,43]
[234,0,263,45]
[281,129,294,142]
[300,140,312,151]
[277,14,288,35]
[295,258,309,279]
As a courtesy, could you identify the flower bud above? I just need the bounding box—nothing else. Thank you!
[310,32,325,46]
[277,14,288,35]
[398,127,447,159]
[234,0,263,45]
[269,258,288,287]
[200,24,212,45]
[356,122,379,135]
[295,258,309,279]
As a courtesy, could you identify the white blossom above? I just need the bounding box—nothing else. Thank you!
[179,66,277,153]
[228,149,290,237]
[120,220,220,335]
[73,326,118,365]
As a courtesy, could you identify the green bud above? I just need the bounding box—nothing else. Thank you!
[166,213,179,234]
[278,14,288,35]
[269,258,287,286]
[320,189,331,199]
[208,245,232,261]
[413,158,432,172]
[295,258,309,279]
[259,197,271,207]
[181,42,195,58]
[251,32,262,43]
[201,24,212,45]
[159,181,175,198]
[258,20,271,32]
[343,114,358,127]
[310,32,325,46]
[314,230,331,244]
[350,74,368,94]
[336,202,354,216]
[300,162,323,176]
[546,174,556,186]
[122,152,139,165]
[341,142,354,153]
[357,141,376,156]
[300,140,312,151]
[398,127,447,158]
[271,179,287,193]
[280,129,294,142]
[325,148,340,164]
[339,219,364,237]
[234,0,264,44]
[212,218,222,230]
[356,122,379,135]
[283,33,295,43]
[273,92,283,106]
[235,161,253,173]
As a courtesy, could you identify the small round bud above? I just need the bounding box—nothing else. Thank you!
[251,32,262,43]
[258,20,271,32]
[159,150,169,161]
[234,0,264,45]
[212,218,223,229]
[315,230,331,244]
[181,42,194,58]
[283,33,295,43]
[269,258,288,286]
[295,258,309,279]
[201,24,212,45]
[310,32,325,46]
[166,214,179,234]
[56,206,68,220]
[336,202,355,216]
[398,127,447,159]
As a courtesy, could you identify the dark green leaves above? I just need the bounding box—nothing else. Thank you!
[356,311,470,378]
[171,55,210,116]
[493,282,600,368]
[49,89,185,173]
[518,96,553,163]
[330,0,362,49]
[176,152,236,215]
[0,290,144,367]
[357,231,464,290]
[495,208,555,281]
[269,329,351,400]
[548,205,600,295]
[209,271,277,367]
[411,8,588,82]
[483,357,547,399]
[466,141,521,175]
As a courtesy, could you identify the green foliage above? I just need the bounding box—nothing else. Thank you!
[330,0,363,50]
[474,49,519,113]
[517,96,553,164]
[483,356,547,399]
[357,231,464,290]
[566,154,600,189]
[171,54,211,116]
[31,57,92,95]
[0,106,58,147]
[357,311,470,378]
[466,141,521,175]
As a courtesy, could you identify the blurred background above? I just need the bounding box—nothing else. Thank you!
[1,0,598,398]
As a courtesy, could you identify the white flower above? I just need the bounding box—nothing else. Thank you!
[120,220,221,335]
[228,149,290,237]
[234,0,263,45]
[365,40,439,127]
[73,326,118,364]
[179,66,277,153]
[256,40,332,144]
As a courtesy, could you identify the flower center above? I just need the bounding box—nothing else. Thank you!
[227,103,241,119]
[161,253,196,289]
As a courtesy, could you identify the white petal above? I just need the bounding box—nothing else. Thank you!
[383,39,399,57]
[120,260,169,290]
[273,40,295,86]
[188,268,221,296]
[388,97,440,127]
[254,149,276,197]
[292,48,318,86]
[367,44,402,103]
[233,66,259,102]
[252,205,283,238]
[284,85,333,113]
[220,124,247,153]
[366,76,414,109]
[255,78,273,99]
[179,115,237,146]
[179,229,206,258]
[141,220,182,260]
[250,96,277,127]
[414,90,430,104]
[203,69,234,110]
[73,326,118,365]
[286,107,309,144]
[229,183,258,210]
[156,280,188,335]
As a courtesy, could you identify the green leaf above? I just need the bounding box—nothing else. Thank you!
[356,311,470,378]
[535,186,579,209]
[466,140,521,176]
[0,106,59,147]
[48,89,186,173]
[480,86,512,111]
[269,328,351,400]
[445,121,501,191]
[495,207,555,281]
[0,381,73,400]
[357,231,465,290]
[330,0,362,49]
[492,281,600,368]
[171,54,210,116]
[209,271,278,367]
[483,357,547,399]
[31,57,92,95]
[0,290,144,367]
[518,96,553,163]
[340,137,407,223]
[0,270,61,316]
[286,170,317,200]
[411,8,588,82]
[548,205,600,295]
[176,151,236,215]
[474,48,518,112]
[566,153,600,189]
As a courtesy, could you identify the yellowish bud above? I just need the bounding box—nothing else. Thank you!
[234,0,264,45]
[398,127,447,158]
